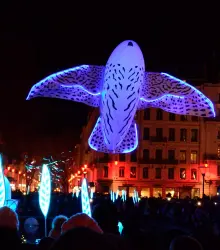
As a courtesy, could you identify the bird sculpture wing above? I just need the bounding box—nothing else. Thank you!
[138,72,215,117]
[26,65,105,107]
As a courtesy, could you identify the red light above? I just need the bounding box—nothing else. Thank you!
[115,161,118,165]
[84,164,87,168]
[12,169,15,173]
[7,167,10,171]
[205,163,208,168]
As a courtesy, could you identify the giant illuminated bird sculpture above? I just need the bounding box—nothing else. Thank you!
[27,40,215,154]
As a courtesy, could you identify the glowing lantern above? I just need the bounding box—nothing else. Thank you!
[81,178,91,217]
[39,164,51,236]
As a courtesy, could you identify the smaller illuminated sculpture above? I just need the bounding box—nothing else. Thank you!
[81,178,91,217]
[27,40,215,154]
[0,154,5,208]
[118,221,124,235]
[39,164,51,236]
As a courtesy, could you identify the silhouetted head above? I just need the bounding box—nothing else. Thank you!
[170,236,203,250]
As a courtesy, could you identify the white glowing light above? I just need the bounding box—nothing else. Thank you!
[39,164,51,218]
[81,178,91,217]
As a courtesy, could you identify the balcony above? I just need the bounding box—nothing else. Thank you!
[93,158,109,163]
[139,158,178,165]
[150,136,168,142]
[203,154,219,160]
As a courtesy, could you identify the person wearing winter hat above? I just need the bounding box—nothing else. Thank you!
[0,206,19,230]
[61,213,103,234]
[49,215,68,239]
[0,206,21,248]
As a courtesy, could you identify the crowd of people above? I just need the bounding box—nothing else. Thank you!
[1,192,220,250]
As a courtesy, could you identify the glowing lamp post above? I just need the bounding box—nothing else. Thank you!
[199,163,209,198]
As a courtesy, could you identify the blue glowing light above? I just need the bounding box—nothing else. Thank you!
[60,84,101,96]
[161,73,216,117]
[132,190,138,204]
[116,190,119,200]
[0,154,5,208]
[140,94,184,103]
[88,117,100,151]
[81,178,91,217]
[76,190,80,198]
[122,190,127,202]
[39,164,51,218]
[122,123,138,153]
[118,221,124,235]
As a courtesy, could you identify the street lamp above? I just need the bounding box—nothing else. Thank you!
[199,163,209,198]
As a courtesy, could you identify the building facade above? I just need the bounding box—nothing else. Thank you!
[77,83,220,198]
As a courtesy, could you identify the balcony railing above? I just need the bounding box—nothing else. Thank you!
[150,136,168,142]
[203,154,219,160]
[93,158,109,163]
[139,158,178,164]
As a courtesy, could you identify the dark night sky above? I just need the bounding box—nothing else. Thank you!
[0,2,220,158]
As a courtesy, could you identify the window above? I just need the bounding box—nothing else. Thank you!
[143,149,149,161]
[130,151,137,162]
[156,109,163,120]
[119,154,126,162]
[217,165,220,176]
[119,167,125,177]
[156,128,163,139]
[217,129,220,139]
[191,169,197,180]
[144,109,150,120]
[191,129,198,142]
[218,145,220,159]
[180,168,186,179]
[143,128,150,140]
[104,166,108,178]
[180,129,187,141]
[180,115,187,121]
[169,113,175,121]
[155,168,161,179]
[169,128,175,141]
[143,167,149,179]
[156,149,162,160]
[168,150,175,160]
[130,167,136,178]
[190,151,198,164]
[103,153,109,161]
[168,168,174,179]
[192,116,199,122]
[180,150,186,163]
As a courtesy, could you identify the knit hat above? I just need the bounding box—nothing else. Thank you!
[61,213,103,234]
[0,206,19,230]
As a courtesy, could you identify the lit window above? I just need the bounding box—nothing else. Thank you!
[217,145,220,159]
[190,151,198,164]
[191,169,197,180]
[180,150,186,163]
[180,168,186,179]
[130,167,136,178]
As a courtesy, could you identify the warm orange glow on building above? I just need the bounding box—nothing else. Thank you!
[76,84,220,198]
